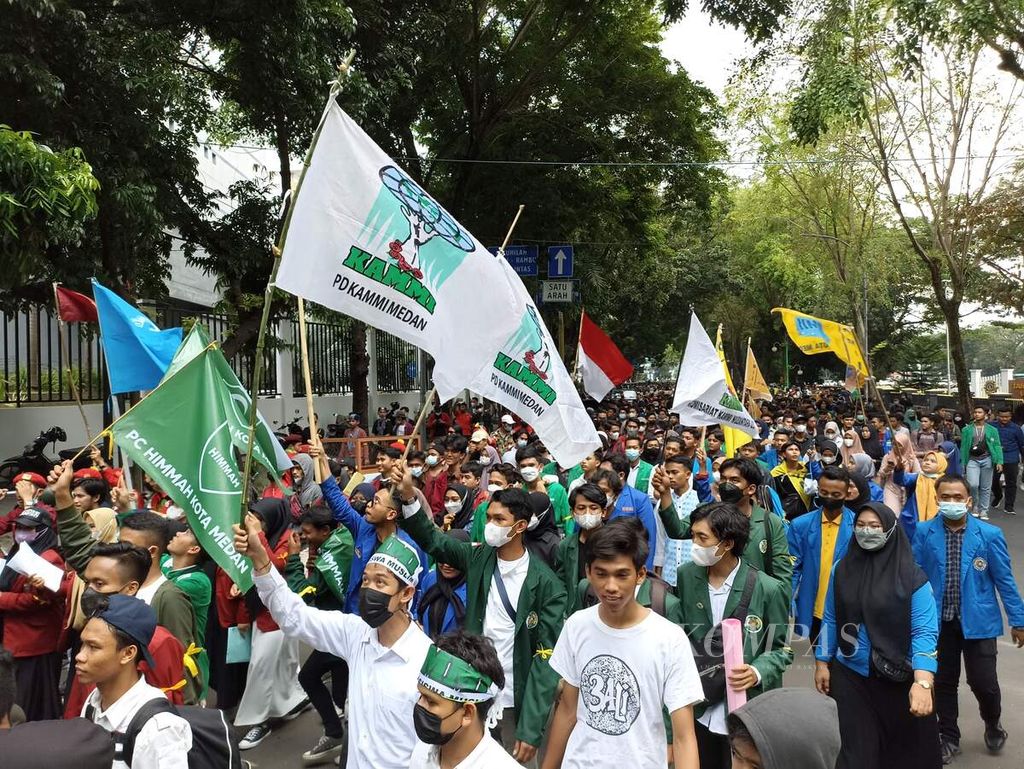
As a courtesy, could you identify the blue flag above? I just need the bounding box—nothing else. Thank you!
[92,279,183,393]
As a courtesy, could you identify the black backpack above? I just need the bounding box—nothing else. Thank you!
[86,698,242,769]
[689,567,758,704]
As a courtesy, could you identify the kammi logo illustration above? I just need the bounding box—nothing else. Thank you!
[795,316,830,344]
[197,380,275,496]
[340,165,476,315]
[491,305,557,415]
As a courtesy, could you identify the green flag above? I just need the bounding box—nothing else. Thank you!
[313,527,355,603]
[111,347,280,591]
[163,325,293,474]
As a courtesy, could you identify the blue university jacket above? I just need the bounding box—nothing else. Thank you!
[787,506,856,632]
[912,516,1024,639]
[320,475,428,614]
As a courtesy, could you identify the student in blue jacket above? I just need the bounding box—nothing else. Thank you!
[912,474,1024,763]
[787,465,856,642]
[815,501,941,769]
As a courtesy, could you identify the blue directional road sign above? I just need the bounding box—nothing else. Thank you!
[488,244,538,277]
[547,245,574,278]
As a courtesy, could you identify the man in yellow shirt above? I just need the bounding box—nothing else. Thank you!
[787,466,857,642]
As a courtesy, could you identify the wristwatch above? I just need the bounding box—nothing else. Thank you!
[914,680,932,690]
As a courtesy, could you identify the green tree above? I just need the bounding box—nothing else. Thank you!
[0,125,99,301]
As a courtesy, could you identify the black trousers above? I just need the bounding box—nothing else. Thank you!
[298,649,349,738]
[830,660,941,769]
[935,620,1001,743]
[991,462,1019,511]
[695,720,731,769]
[15,652,62,721]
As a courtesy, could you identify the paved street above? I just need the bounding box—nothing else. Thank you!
[243,499,1024,768]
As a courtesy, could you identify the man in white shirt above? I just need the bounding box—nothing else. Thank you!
[409,632,521,769]
[542,518,703,769]
[78,594,192,769]
[234,515,431,769]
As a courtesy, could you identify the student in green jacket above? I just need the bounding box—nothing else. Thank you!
[675,502,793,769]
[163,520,212,702]
[652,458,792,594]
[624,433,655,495]
[285,505,354,764]
[553,483,614,616]
[517,444,572,535]
[470,463,521,543]
[392,461,566,767]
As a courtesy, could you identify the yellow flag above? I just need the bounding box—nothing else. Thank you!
[715,327,751,458]
[771,308,869,378]
[744,344,773,402]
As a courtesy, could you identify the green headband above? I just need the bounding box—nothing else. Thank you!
[417,645,500,704]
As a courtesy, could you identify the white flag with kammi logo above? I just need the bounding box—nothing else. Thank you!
[468,259,600,467]
[276,101,525,401]
[671,312,758,437]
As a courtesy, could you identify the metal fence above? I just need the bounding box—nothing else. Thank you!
[376,330,419,392]
[155,304,279,396]
[292,318,353,396]
[1,305,106,405]
[2,301,421,405]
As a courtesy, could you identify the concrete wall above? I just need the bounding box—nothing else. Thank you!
[0,389,424,463]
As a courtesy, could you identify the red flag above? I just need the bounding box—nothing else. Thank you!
[54,284,98,323]
[576,310,633,401]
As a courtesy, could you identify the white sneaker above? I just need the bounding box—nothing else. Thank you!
[980,510,990,521]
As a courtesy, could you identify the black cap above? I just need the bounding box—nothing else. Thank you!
[91,594,157,669]
[13,507,49,528]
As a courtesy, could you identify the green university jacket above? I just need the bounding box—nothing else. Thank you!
[674,558,793,719]
[657,502,793,597]
[399,503,566,747]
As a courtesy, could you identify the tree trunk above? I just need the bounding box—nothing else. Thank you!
[350,320,369,424]
[942,301,973,413]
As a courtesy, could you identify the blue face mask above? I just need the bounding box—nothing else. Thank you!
[625,448,641,462]
[938,501,968,520]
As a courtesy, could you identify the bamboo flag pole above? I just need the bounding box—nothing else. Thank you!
[296,297,322,483]
[239,51,356,517]
[402,385,437,461]
[52,283,92,437]
[740,336,751,408]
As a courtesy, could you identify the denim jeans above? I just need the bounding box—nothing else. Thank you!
[966,456,994,512]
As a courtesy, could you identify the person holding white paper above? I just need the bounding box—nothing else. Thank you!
[0,507,69,720]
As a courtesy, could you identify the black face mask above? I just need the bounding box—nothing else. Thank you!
[80,585,127,617]
[641,448,660,463]
[352,500,368,514]
[819,496,845,511]
[359,587,397,628]
[718,482,744,505]
[413,702,464,745]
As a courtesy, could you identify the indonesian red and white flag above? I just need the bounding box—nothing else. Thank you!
[576,310,633,401]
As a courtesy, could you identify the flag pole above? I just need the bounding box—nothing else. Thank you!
[239,51,356,517]
[53,283,92,436]
[296,297,322,482]
[740,336,751,408]
[402,385,437,461]
[572,309,584,381]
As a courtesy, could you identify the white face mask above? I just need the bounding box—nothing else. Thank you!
[444,500,462,515]
[821,455,836,465]
[843,438,855,448]
[712,471,721,483]
[487,483,502,493]
[606,494,615,508]
[690,542,724,567]
[796,425,806,433]
[574,512,603,530]
[484,522,516,548]
[527,515,540,531]
[425,455,439,467]
[520,466,540,483]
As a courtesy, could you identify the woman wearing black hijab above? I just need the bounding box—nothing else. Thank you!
[524,491,561,567]
[441,483,476,533]
[813,501,941,769]
[234,498,307,749]
[416,529,469,639]
[0,506,68,720]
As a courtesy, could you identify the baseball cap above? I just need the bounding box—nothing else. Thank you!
[501,414,515,425]
[470,429,489,443]
[89,594,157,669]
[13,507,50,528]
